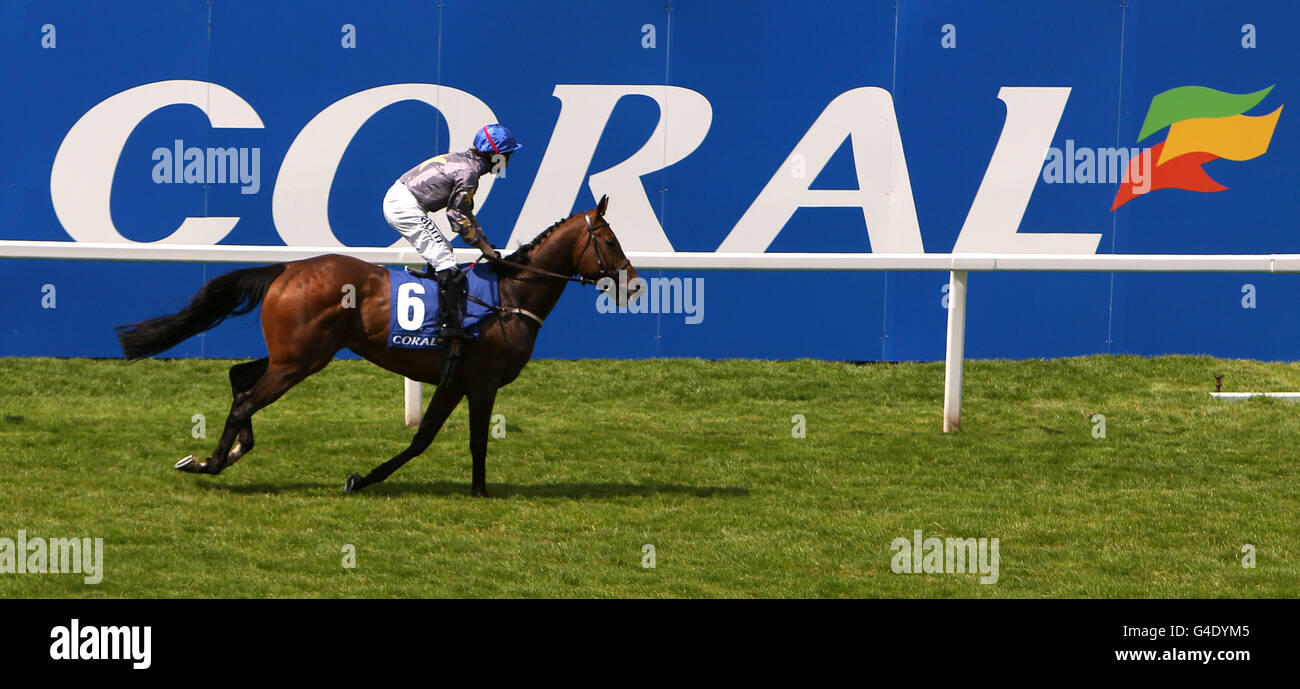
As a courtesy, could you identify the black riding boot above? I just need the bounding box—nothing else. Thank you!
[435,268,472,340]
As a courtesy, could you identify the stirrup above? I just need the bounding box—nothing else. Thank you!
[438,324,474,341]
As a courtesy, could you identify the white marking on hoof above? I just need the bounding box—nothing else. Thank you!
[229,440,244,459]
[175,455,196,470]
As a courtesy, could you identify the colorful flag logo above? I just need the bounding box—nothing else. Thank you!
[1111,85,1281,211]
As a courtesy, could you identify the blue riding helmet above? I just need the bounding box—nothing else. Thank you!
[473,124,522,155]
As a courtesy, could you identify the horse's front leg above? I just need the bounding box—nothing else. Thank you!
[466,383,500,498]
[344,378,465,493]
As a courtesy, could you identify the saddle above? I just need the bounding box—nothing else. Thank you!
[386,263,500,350]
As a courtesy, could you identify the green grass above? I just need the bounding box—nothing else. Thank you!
[1,355,1297,598]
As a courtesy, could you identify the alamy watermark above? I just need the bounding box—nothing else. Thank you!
[0,529,104,584]
[1042,140,1150,193]
[50,619,151,670]
[152,139,261,194]
[596,270,704,324]
[890,529,999,584]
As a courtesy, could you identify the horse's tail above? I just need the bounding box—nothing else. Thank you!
[115,264,287,360]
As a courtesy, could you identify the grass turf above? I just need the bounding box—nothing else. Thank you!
[0,355,1296,598]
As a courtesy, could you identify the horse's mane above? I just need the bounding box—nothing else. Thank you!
[502,213,579,267]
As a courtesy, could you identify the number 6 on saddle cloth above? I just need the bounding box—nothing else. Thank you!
[387,263,500,350]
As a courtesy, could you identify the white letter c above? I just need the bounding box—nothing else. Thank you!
[50,80,263,244]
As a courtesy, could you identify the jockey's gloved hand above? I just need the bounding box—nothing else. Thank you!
[475,236,501,261]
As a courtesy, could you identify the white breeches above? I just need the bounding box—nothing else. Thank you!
[383,181,457,272]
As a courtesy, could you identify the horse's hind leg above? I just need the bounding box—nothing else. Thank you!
[178,360,314,475]
[225,358,268,465]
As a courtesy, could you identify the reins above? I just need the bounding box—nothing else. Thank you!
[489,256,597,286]
[488,213,628,286]
[462,212,629,329]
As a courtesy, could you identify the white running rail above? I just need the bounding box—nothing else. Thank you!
[5,240,1299,430]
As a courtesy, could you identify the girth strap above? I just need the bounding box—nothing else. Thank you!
[463,290,545,328]
[499,306,544,328]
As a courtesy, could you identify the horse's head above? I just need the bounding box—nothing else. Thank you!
[573,195,641,307]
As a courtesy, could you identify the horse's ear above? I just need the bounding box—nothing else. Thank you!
[597,194,609,216]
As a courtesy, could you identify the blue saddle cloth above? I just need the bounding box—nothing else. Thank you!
[386,263,499,350]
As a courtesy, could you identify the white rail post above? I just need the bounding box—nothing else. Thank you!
[943,270,968,432]
[404,377,422,428]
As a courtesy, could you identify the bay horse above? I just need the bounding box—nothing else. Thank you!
[115,195,638,497]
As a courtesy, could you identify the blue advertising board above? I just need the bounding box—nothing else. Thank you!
[1,1,1296,361]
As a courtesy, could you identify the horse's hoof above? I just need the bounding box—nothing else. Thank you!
[343,473,364,494]
[472,488,491,498]
[175,455,197,472]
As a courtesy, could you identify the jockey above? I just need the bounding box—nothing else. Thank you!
[383,123,521,339]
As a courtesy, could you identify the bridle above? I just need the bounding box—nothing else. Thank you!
[577,212,632,284]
